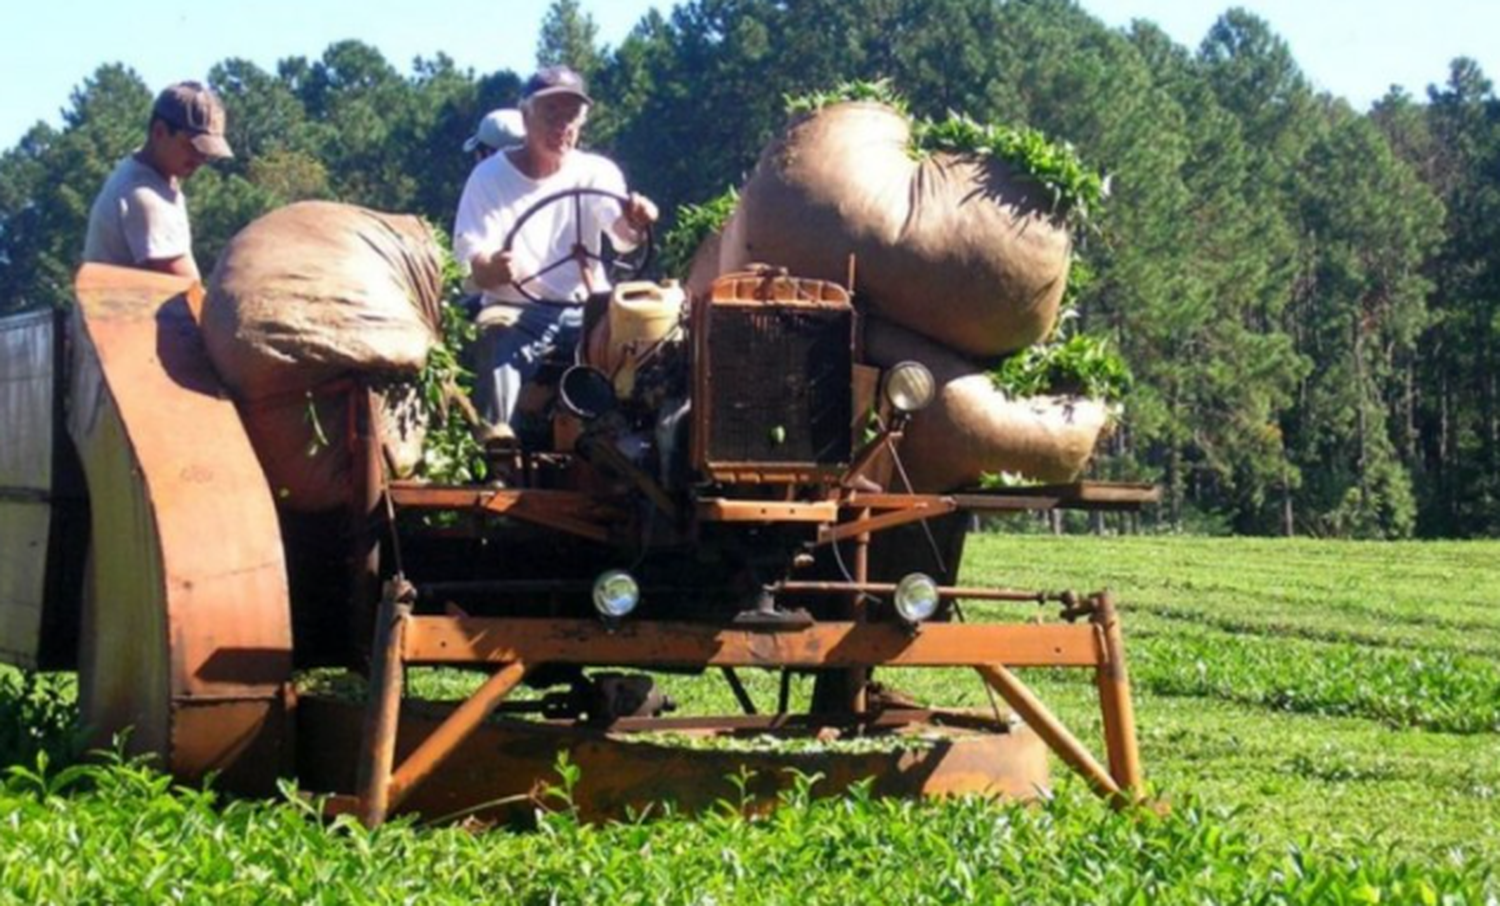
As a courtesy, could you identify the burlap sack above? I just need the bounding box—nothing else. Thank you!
[720,102,1072,357]
[866,319,1109,491]
[684,228,723,299]
[202,201,443,512]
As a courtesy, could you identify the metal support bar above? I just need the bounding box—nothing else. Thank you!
[776,581,1050,603]
[816,499,955,545]
[975,662,1123,801]
[810,511,874,713]
[356,579,413,828]
[402,618,1102,668]
[847,482,1160,514]
[721,667,758,716]
[386,660,528,813]
[350,387,385,661]
[386,485,619,543]
[1092,591,1143,796]
[576,433,678,519]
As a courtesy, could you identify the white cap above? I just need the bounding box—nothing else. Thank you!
[463,108,525,153]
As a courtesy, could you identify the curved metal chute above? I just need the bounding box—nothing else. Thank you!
[69,264,292,790]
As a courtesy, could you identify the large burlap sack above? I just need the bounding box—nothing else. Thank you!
[720,102,1072,357]
[202,201,444,512]
[866,319,1109,491]
[684,228,723,299]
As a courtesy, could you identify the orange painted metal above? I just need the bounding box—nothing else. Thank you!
[775,581,1049,602]
[355,580,412,827]
[385,660,529,815]
[691,271,855,485]
[400,617,1102,668]
[817,498,956,544]
[303,697,1051,825]
[847,483,1161,513]
[1093,591,1144,796]
[976,661,1122,800]
[695,498,839,523]
[387,483,621,543]
[69,264,292,789]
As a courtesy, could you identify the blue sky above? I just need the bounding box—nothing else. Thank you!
[2,1,1496,150]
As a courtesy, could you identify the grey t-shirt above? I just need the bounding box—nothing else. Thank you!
[82,154,192,266]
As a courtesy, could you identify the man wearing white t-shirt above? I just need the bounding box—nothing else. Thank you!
[453,65,658,444]
[83,81,234,281]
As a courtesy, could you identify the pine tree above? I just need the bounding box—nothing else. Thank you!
[537,0,603,80]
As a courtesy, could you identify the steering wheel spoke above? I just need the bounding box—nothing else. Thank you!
[500,188,655,304]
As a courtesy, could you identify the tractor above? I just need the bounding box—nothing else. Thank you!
[0,188,1155,825]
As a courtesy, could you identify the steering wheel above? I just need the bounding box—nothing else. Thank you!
[500,187,655,304]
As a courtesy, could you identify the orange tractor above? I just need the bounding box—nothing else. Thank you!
[1,230,1154,825]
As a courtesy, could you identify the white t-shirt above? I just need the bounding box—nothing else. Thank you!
[453,149,629,304]
[82,154,192,266]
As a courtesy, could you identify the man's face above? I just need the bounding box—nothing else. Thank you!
[525,95,587,159]
[151,121,210,180]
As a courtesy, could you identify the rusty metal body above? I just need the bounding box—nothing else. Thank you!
[5,264,1156,826]
[66,265,293,788]
[333,270,1155,825]
[303,699,1050,825]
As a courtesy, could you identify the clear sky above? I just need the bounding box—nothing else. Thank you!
[3,1,1497,151]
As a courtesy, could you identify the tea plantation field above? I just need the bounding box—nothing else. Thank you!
[1,535,1497,903]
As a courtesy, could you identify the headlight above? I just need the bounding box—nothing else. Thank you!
[883,361,935,414]
[893,573,941,624]
[592,570,640,619]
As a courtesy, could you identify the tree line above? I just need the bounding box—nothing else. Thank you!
[1,0,1495,539]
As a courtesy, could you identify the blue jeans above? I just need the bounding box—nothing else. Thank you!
[473,302,583,429]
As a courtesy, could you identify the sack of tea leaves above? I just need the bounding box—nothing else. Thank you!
[866,318,1109,491]
[719,101,1071,357]
[201,201,443,512]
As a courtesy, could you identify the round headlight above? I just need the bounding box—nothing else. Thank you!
[592,570,640,619]
[883,361,936,414]
[893,573,941,624]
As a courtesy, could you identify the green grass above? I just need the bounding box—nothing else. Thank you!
[962,535,1500,861]
[2,535,1498,902]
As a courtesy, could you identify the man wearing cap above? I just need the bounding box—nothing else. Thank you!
[464,108,525,164]
[454,65,658,444]
[82,81,233,281]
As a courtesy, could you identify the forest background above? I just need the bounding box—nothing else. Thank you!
[2,0,1496,540]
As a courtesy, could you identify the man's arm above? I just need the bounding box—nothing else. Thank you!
[454,164,513,292]
[123,187,199,279]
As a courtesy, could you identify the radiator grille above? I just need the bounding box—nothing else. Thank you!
[704,305,852,469]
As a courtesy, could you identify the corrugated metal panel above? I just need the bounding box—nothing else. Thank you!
[0,309,54,667]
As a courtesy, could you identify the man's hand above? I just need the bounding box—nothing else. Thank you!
[469,249,515,291]
[611,192,659,250]
[623,192,659,231]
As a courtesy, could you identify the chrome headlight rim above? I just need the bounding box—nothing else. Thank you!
[591,569,641,620]
[883,361,936,414]
[892,572,941,624]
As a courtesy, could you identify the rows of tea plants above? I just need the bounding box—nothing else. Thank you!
[0,744,1492,903]
[1,535,1497,902]
[963,535,1500,863]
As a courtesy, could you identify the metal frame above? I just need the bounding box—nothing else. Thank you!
[353,466,1156,826]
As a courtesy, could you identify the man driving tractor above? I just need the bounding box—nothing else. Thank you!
[453,65,659,449]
